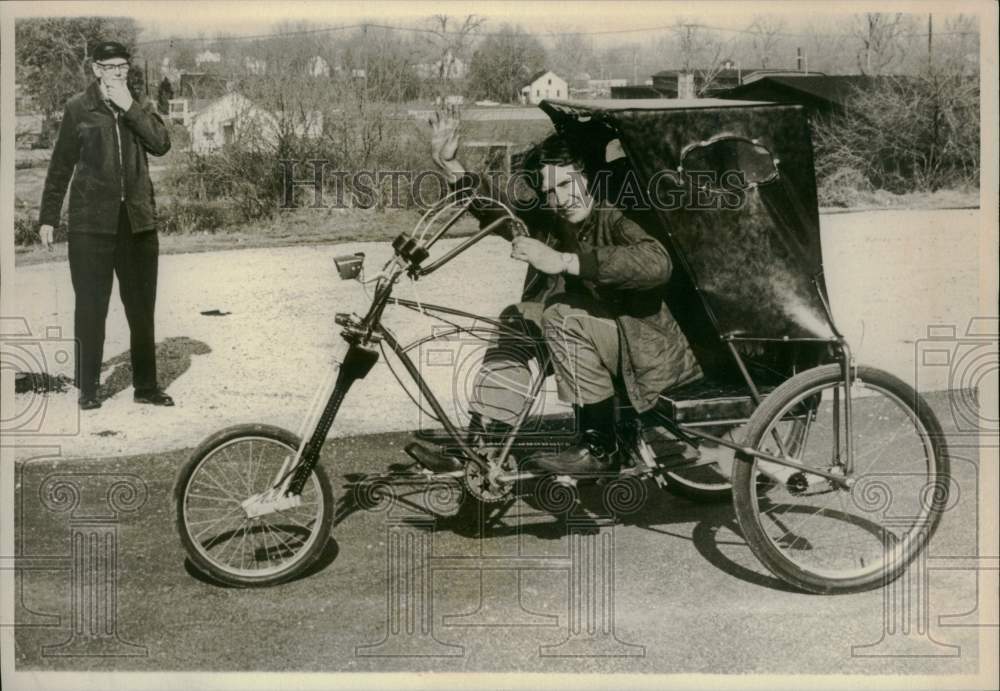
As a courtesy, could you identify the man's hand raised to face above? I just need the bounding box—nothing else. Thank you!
[104,80,134,112]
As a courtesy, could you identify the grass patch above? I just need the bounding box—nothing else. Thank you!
[14,206,484,267]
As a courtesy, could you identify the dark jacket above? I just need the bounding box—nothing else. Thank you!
[39,80,171,234]
[458,172,703,413]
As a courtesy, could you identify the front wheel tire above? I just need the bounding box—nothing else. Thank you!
[175,424,334,587]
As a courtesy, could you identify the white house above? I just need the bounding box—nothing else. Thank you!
[188,93,324,153]
[189,93,271,153]
[519,70,567,105]
[244,56,267,76]
[306,55,330,78]
[416,50,468,81]
[195,50,222,67]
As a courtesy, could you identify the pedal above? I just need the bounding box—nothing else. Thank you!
[404,441,463,474]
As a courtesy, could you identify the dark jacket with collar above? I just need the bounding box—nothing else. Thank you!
[39,80,171,234]
[456,172,703,413]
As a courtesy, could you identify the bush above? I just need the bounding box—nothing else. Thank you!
[813,72,979,196]
[816,166,873,207]
[14,214,39,246]
[157,199,235,235]
[14,204,67,246]
[160,79,441,221]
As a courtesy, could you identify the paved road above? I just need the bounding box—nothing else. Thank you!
[7,206,995,681]
[12,390,990,676]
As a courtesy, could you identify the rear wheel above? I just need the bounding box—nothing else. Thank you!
[175,424,334,587]
[732,365,950,594]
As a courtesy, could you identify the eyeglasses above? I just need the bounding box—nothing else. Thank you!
[96,62,130,73]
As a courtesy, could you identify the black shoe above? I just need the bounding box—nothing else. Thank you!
[134,389,175,406]
[78,395,102,410]
[523,429,620,476]
[404,442,463,473]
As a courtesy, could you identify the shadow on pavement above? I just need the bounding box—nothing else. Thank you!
[98,336,211,401]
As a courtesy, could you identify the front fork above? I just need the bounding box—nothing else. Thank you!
[284,342,379,495]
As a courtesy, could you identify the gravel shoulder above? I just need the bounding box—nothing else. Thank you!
[6,207,987,460]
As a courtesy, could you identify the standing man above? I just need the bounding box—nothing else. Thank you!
[39,41,174,410]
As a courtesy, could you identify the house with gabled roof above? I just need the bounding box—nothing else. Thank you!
[519,70,567,105]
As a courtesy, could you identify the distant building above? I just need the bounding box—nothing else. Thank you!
[434,94,465,107]
[244,57,267,76]
[179,72,229,100]
[612,63,770,99]
[187,93,323,153]
[167,98,192,127]
[195,50,222,67]
[519,70,568,105]
[722,74,888,119]
[586,78,628,98]
[306,56,330,78]
[416,50,468,81]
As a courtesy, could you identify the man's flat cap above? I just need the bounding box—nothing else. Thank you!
[92,41,131,62]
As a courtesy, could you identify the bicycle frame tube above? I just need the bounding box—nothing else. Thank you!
[378,326,490,473]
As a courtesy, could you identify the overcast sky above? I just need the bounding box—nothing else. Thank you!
[10,0,970,44]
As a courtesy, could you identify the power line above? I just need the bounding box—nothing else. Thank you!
[137,19,978,47]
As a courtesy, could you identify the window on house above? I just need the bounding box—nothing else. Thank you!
[556,90,560,97]
[536,89,540,97]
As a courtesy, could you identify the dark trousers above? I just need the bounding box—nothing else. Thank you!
[68,207,159,398]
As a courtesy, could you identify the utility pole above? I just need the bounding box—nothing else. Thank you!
[927,13,933,72]
[362,23,369,103]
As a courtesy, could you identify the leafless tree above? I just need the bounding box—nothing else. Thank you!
[664,19,729,95]
[747,15,786,69]
[422,13,485,95]
[548,32,597,82]
[852,13,911,75]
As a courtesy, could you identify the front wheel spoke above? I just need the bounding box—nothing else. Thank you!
[235,521,251,569]
[198,465,247,503]
[217,518,251,565]
[220,445,253,495]
[274,504,319,531]
[192,504,245,543]
[263,519,310,550]
[259,521,291,562]
[187,490,240,505]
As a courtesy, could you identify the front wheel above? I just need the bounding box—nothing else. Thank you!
[175,424,335,587]
[732,365,950,594]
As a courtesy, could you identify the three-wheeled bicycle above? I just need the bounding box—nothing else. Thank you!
[174,98,950,595]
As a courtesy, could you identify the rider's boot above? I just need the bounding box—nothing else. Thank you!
[404,441,463,473]
[406,412,512,474]
[523,397,621,476]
